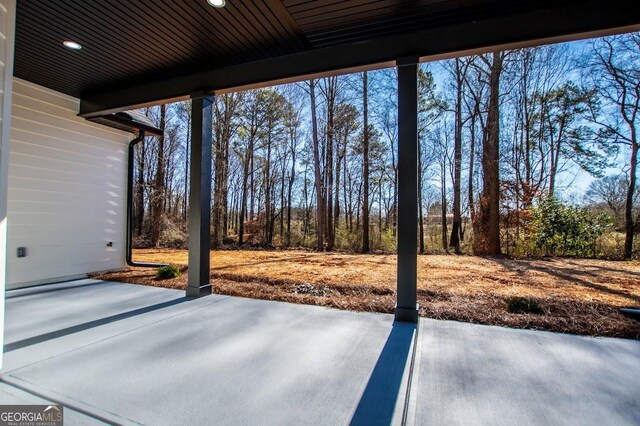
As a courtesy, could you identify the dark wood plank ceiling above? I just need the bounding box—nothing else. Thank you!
[13,0,638,108]
[15,0,307,98]
[286,0,528,47]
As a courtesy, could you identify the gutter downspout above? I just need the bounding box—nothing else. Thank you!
[126,129,167,267]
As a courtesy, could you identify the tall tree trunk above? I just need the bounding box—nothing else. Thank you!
[393,164,398,238]
[362,71,371,253]
[548,137,561,197]
[310,79,325,251]
[302,167,310,244]
[378,176,383,245]
[325,78,337,250]
[250,153,255,221]
[625,141,638,259]
[449,59,464,254]
[238,137,254,245]
[228,187,236,234]
[183,113,190,223]
[286,135,296,246]
[150,104,166,247]
[334,135,344,244]
[520,49,533,210]
[469,108,479,239]
[418,141,425,254]
[279,153,286,244]
[222,138,230,238]
[440,157,449,254]
[220,96,237,243]
[344,155,351,232]
[473,52,503,255]
[212,102,225,247]
[264,131,273,244]
[356,181,362,234]
[135,142,145,237]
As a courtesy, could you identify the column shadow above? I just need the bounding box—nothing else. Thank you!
[4,297,190,352]
[350,321,417,426]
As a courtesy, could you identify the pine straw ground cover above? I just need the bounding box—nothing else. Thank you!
[94,249,640,339]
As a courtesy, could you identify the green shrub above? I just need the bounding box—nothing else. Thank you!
[531,197,611,257]
[334,227,362,252]
[379,229,398,253]
[505,296,545,315]
[157,264,181,279]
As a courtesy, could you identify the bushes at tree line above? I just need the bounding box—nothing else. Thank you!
[134,197,618,259]
[530,197,611,257]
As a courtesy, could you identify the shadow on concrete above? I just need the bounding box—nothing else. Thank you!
[6,281,106,299]
[4,297,190,352]
[350,321,416,426]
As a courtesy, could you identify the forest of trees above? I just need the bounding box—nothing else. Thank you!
[131,33,640,260]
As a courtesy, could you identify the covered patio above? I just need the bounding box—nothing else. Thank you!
[1,280,638,425]
[0,0,639,424]
[2,0,638,319]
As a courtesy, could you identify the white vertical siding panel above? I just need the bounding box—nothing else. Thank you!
[0,0,16,367]
[6,78,131,287]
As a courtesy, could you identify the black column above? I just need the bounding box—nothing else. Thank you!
[187,94,213,297]
[396,57,419,323]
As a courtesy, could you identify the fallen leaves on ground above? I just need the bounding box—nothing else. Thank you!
[93,248,640,339]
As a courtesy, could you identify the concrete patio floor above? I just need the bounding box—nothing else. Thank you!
[1,280,638,425]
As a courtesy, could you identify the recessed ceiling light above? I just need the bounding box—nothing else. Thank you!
[63,40,82,50]
[207,0,225,7]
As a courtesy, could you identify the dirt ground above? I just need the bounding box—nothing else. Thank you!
[94,249,640,339]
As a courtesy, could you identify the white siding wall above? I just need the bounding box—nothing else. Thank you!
[0,0,16,367]
[7,78,131,287]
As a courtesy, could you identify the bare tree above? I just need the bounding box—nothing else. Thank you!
[447,58,470,253]
[149,104,166,247]
[134,139,146,237]
[585,33,640,258]
[212,93,243,246]
[362,71,371,253]
[473,52,506,255]
[238,90,268,244]
[585,174,629,226]
[309,79,325,251]
[334,103,359,241]
[320,77,340,250]
[283,93,303,246]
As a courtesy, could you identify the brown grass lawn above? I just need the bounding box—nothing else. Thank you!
[94,248,640,339]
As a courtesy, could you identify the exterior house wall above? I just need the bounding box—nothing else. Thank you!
[0,0,16,367]
[6,78,131,287]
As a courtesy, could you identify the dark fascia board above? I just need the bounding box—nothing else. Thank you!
[79,0,640,118]
[88,112,163,136]
[113,111,163,136]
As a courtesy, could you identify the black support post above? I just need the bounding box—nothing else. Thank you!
[187,94,213,297]
[395,57,419,323]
